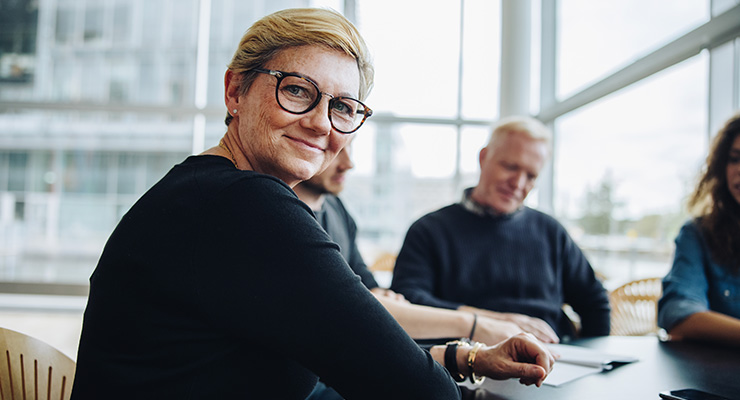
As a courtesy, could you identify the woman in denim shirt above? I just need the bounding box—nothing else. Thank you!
[659,112,740,347]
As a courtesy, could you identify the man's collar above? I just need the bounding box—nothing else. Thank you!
[460,187,522,218]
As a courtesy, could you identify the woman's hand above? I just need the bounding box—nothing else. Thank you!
[473,333,555,387]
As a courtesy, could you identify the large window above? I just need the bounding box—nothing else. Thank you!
[544,0,740,288]
[0,0,739,294]
[557,0,709,99]
[344,0,503,255]
[553,56,708,286]
[0,0,325,288]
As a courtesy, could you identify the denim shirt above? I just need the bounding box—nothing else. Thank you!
[658,220,740,331]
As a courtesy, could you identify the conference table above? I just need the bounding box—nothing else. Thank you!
[459,336,740,400]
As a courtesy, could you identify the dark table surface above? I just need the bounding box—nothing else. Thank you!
[460,336,740,400]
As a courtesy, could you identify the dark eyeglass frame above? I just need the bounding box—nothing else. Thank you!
[252,68,373,134]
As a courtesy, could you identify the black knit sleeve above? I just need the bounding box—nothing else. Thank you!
[199,178,461,399]
[559,224,611,336]
[325,196,379,289]
[391,214,464,310]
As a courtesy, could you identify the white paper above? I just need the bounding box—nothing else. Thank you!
[542,343,639,387]
[543,361,604,387]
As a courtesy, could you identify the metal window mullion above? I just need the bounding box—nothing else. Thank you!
[454,0,465,191]
[537,0,557,214]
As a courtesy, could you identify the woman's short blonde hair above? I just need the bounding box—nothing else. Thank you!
[225,8,374,126]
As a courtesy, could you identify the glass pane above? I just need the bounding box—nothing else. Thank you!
[80,55,105,101]
[0,0,37,83]
[357,0,461,118]
[553,54,708,288]
[108,56,132,102]
[341,122,462,255]
[170,0,198,49]
[342,122,377,177]
[117,154,141,194]
[62,152,109,194]
[460,125,489,176]
[141,0,164,48]
[0,153,7,189]
[55,6,76,45]
[461,0,501,119]
[557,0,709,99]
[51,59,75,100]
[27,151,54,193]
[398,124,457,178]
[138,55,162,104]
[83,5,105,43]
[168,57,195,105]
[8,153,28,192]
[112,1,131,45]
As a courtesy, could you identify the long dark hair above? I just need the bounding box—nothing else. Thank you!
[688,112,740,272]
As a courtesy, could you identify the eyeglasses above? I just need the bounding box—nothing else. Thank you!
[252,68,373,134]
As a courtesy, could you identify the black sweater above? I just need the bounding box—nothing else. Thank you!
[71,155,460,399]
[391,204,610,339]
[315,195,379,290]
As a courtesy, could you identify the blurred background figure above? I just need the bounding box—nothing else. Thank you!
[294,142,524,344]
[391,116,611,343]
[659,111,740,347]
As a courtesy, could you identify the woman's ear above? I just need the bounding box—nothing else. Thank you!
[224,70,241,112]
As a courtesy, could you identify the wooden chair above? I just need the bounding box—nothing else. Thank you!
[368,252,397,272]
[608,277,663,336]
[0,327,76,400]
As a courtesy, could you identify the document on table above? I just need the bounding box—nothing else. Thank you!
[543,343,639,387]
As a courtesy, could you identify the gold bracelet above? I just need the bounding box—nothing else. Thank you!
[466,341,486,384]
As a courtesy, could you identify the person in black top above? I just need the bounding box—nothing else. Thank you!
[391,116,610,342]
[295,142,525,345]
[296,142,533,400]
[71,9,554,399]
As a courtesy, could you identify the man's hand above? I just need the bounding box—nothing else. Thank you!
[473,316,525,344]
[370,287,408,303]
[459,306,559,343]
[474,333,555,387]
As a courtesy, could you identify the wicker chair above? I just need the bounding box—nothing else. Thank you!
[368,252,397,272]
[608,277,663,336]
[0,326,76,400]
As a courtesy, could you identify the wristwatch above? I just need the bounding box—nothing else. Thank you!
[444,340,469,382]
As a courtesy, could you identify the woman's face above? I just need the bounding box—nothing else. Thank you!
[727,134,740,205]
[230,45,360,187]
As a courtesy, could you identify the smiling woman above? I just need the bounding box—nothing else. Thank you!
[68,8,555,399]
[218,45,361,186]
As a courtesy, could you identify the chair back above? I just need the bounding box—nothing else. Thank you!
[0,327,76,400]
[369,252,397,272]
[608,277,663,336]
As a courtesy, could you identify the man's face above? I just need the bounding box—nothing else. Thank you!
[471,132,549,214]
[302,145,354,196]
